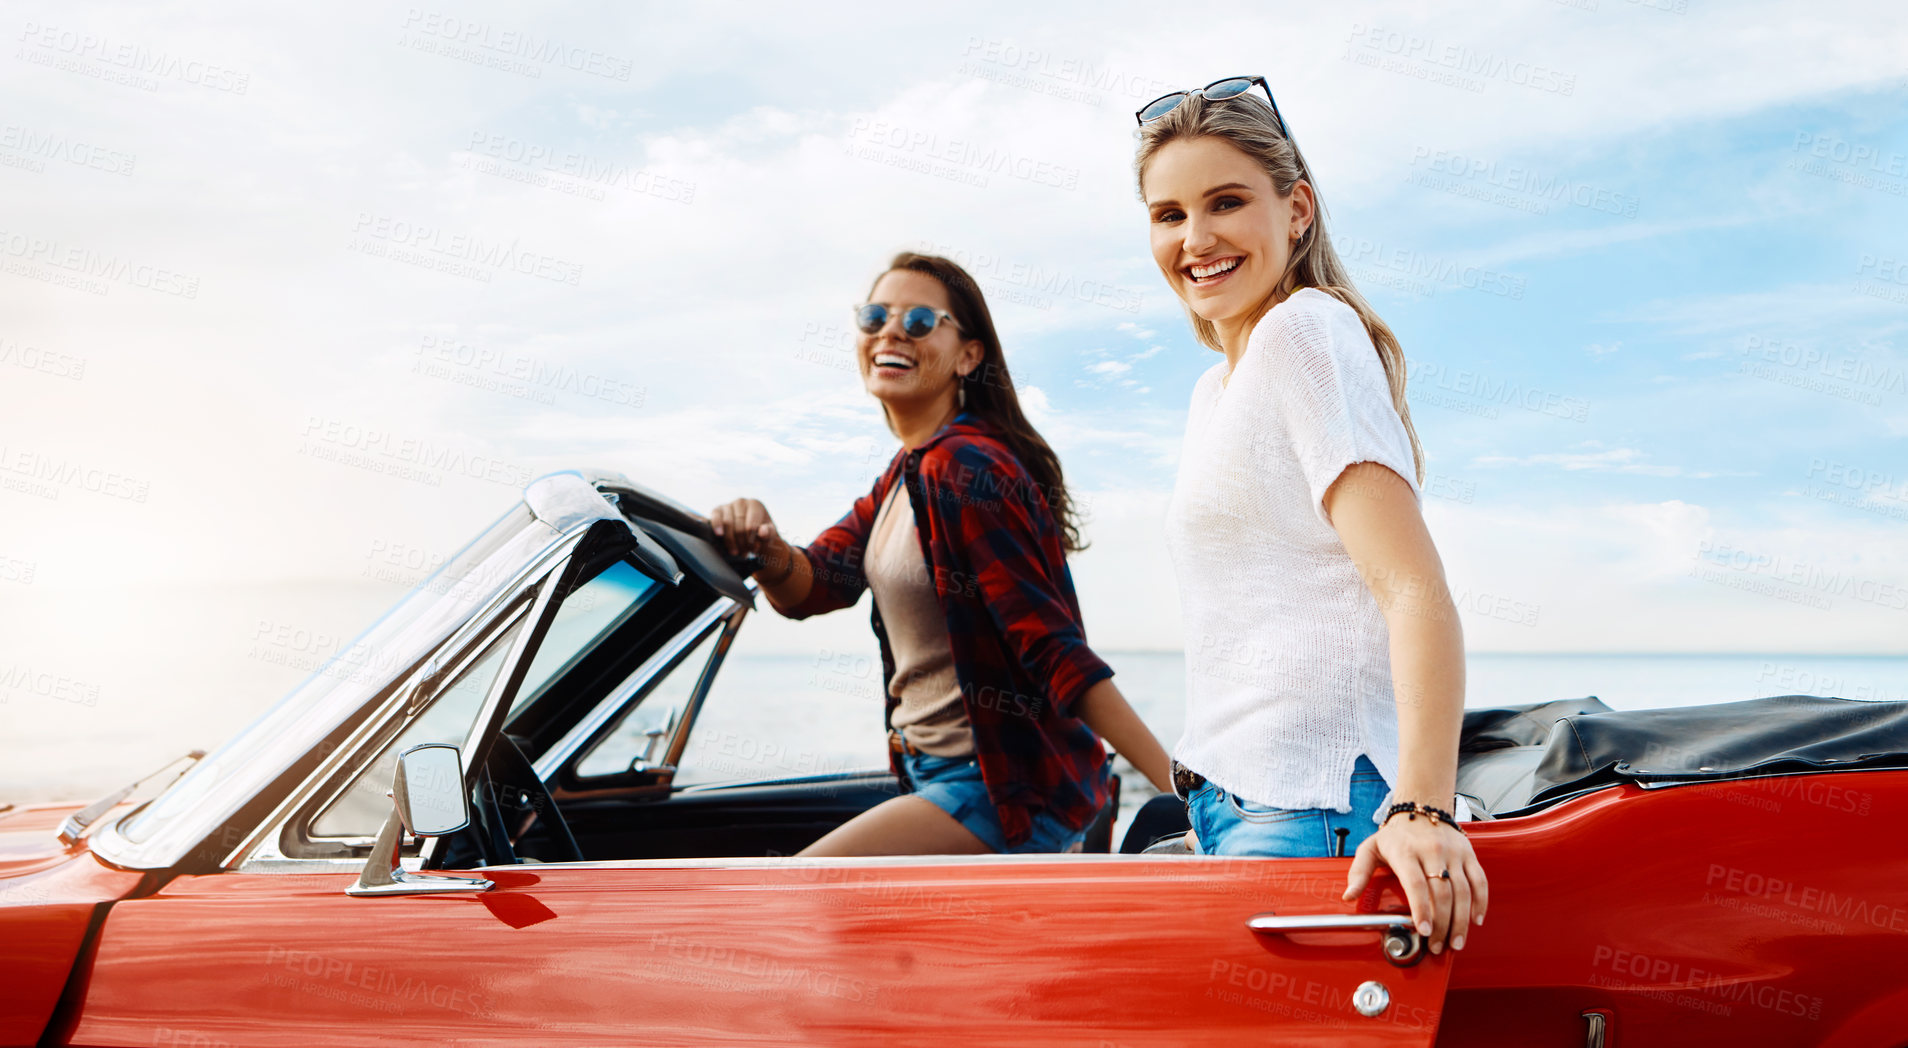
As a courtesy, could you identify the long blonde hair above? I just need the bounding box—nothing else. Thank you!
[1134,92,1424,484]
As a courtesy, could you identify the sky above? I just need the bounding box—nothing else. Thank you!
[2,0,1906,667]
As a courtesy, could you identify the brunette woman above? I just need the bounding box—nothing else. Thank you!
[711,252,1172,855]
[1134,78,1488,953]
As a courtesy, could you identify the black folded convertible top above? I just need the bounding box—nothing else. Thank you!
[1458,694,1908,817]
[1461,696,1613,752]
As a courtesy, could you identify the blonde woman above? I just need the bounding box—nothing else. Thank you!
[1134,77,1487,955]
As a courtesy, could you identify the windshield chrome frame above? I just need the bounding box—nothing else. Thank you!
[91,472,641,874]
[285,597,539,850]
[230,566,567,874]
[237,565,751,875]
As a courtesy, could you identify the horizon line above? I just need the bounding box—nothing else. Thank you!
[729,649,1908,659]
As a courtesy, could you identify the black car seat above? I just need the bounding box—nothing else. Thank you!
[1080,773,1121,852]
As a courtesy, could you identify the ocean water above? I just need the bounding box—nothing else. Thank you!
[681,649,1908,838]
[4,582,1904,846]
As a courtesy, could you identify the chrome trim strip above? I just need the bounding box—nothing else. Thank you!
[672,767,891,793]
[660,603,747,771]
[239,856,414,875]
[227,849,1250,876]
[532,597,737,781]
[464,852,1228,871]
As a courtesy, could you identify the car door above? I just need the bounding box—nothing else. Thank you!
[62,853,1451,1046]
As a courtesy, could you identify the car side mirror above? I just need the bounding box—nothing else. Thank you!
[393,743,471,837]
[347,743,492,897]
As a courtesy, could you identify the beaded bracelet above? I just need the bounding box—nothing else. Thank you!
[1382,800,1463,832]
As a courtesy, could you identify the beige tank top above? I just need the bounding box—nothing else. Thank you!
[865,484,975,757]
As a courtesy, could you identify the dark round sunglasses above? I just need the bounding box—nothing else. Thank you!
[1135,75,1292,142]
[853,302,962,339]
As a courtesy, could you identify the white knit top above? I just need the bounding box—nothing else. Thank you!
[1165,287,1421,820]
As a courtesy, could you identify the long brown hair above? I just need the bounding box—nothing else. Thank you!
[1133,93,1425,484]
[871,251,1086,552]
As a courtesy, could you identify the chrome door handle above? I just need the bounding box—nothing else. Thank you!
[1248,913,1412,933]
[1247,912,1426,966]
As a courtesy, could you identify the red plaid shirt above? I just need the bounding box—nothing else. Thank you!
[781,413,1114,848]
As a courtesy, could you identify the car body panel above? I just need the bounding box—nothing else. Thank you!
[69,857,1448,1046]
[1435,774,1907,1046]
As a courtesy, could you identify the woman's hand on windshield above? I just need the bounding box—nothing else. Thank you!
[710,498,810,608]
[710,498,789,563]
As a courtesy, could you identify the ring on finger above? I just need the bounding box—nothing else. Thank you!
[1438,869,1451,880]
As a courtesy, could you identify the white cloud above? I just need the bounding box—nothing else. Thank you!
[1471,444,1732,477]
[1428,496,1908,652]
[1017,385,1053,422]
[3,0,1904,660]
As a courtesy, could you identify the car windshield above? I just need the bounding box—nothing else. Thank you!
[119,503,561,845]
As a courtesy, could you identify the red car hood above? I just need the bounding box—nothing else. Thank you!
[0,801,94,876]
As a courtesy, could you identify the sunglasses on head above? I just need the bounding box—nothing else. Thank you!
[1135,75,1293,143]
[853,302,963,339]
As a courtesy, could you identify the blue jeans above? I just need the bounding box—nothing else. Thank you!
[901,752,1102,854]
[1186,755,1389,858]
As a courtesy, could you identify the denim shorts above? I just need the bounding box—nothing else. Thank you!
[1185,755,1389,858]
[901,752,1101,854]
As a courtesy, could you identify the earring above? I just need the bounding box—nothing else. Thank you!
[958,381,967,409]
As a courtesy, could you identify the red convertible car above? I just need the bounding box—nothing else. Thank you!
[4,469,1906,1046]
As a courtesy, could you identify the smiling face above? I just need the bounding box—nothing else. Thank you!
[858,268,983,412]
[1142,135,1314,341]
